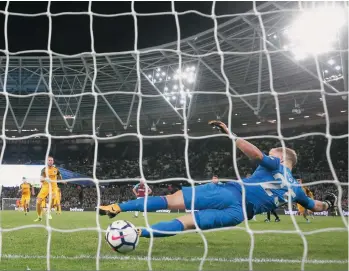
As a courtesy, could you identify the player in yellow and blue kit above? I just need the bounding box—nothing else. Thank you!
[99,121,338,238]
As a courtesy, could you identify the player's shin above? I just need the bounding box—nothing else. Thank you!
[119,196,168,212]
[139,219,184,238]
[36,201,42,217]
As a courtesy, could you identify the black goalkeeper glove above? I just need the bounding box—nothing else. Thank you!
[323,193,338,210]
[208,120,237,137]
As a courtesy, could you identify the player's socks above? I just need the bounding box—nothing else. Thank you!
[139,219,184,238]
[119,196,168,212]
[36,202,42,217]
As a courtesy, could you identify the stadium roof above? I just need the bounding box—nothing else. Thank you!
[0,1,347,139]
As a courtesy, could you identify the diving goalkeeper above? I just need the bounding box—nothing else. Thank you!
[99,121,338,238]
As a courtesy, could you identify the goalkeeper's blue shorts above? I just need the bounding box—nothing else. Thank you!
[181,183,246,230]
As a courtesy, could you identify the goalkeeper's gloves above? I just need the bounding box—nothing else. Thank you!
[208,120,237,137]
[323,193,338,210]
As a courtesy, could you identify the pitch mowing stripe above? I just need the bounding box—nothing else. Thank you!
[1,254,348,264]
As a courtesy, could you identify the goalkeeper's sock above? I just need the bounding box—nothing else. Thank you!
[119,196,168,212]
[140,219,184,238]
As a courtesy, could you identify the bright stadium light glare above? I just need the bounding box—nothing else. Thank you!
[164,86,168,91]
[335,65,341,71]
[148,74,152,78]
[156,73,160,77]
[185,67,190,72]
[191,66,196,71]
[157,68,161,72]
[324,70,329,73]
[285,7,346,60]
[172,96,176,100]
[328,59,335,65]
[173,85,178,90]
[161,72,166,76]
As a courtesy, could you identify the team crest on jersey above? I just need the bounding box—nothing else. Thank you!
[53,170,57,174]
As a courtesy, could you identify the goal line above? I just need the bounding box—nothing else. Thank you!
[2,254,348,265]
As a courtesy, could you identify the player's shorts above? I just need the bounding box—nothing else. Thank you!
[297,204,306,214]
[21,195,30,205]
[37,187,58,200]
[181,183,245,230]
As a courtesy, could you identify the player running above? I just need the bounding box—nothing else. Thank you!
[132,179,152,218]
[99,121,337,238]
[34,156,63,222]
[18,177,34,215]
[297,178,314,223]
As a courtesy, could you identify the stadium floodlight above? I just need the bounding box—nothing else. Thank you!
[335,65,341,71]
[180,100,185,104]
[324,70,329,73]
[341,110,347,113]
[148,74,152,78]
[156,73,160,77]
[164,86,168,91]
[328,59,335,65]
[242,123,247,126]
[284,6,346,60]
[173,85,178,90]
[156,68,161,72]
[161,72,166,76]
[304,115,310,118]
[167,76,171,80]
[289,117,294,120]
[172,96,176,100]
[256,122,261,124]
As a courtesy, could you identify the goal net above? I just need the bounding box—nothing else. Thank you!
[0,1,348,271]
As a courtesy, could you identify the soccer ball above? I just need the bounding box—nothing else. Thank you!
[105,220,139,253]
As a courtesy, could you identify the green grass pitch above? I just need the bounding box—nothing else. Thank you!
[0,211,347,270]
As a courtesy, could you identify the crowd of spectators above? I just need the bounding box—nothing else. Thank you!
[1,123,348,209]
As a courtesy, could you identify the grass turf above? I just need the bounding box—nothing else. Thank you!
[0,211,347,270]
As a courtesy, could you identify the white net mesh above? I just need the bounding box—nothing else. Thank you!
[0,1,348,270]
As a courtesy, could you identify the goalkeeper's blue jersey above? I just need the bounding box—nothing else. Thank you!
[226,154,315,214]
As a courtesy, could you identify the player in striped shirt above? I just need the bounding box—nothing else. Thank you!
[132,179,152,218]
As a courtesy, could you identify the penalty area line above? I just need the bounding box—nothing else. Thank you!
[1,254,348,264]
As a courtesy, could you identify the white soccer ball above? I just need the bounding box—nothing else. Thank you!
[105,220,139,253]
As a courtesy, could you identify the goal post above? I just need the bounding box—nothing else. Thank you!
[0,1,348,271]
